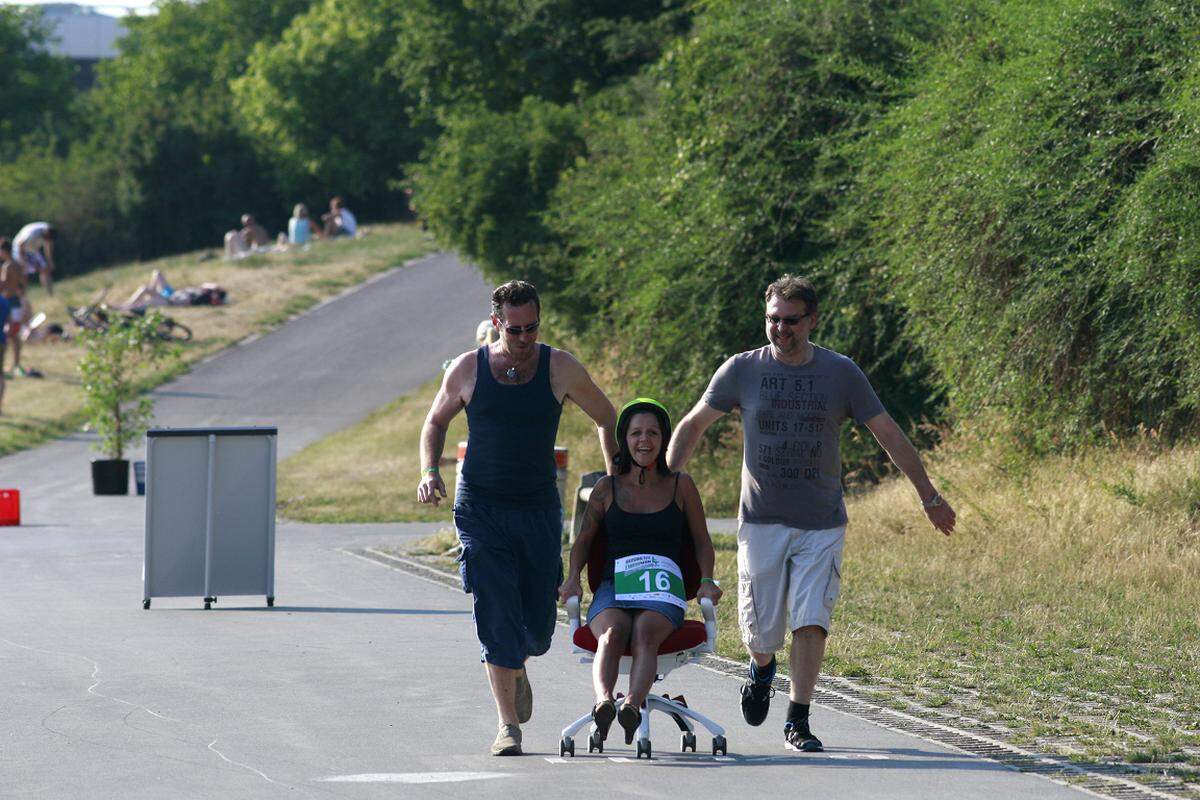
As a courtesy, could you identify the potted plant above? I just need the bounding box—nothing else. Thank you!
[78,312,179,495]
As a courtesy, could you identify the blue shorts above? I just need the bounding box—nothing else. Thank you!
[454,501,563,669]
[586,579,685,630]
[0,296,9,344]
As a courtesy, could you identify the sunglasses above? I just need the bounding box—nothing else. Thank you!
[502,319,540,335]
[765,313,809,326]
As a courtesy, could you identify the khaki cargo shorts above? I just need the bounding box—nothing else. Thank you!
[736,522,846,652]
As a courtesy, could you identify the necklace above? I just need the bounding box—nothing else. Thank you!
[505,366,518,381]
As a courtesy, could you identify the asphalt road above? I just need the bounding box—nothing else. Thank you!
[0,252,1092,799]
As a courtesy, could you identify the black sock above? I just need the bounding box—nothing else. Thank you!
[787,702,811,733]
[749,656,776,685]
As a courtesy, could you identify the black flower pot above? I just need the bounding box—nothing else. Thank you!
[91,459,130,495]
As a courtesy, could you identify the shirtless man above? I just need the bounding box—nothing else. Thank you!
[0,238,37,379]
[13,221,56,296]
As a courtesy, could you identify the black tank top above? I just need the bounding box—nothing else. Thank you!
[604,474,685,579]
[458,343,563,509]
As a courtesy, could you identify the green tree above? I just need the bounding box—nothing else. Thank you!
[0,8,77,152]
[233,0,433,209]
[415,98,583,282]
[393,0,692,116]
[88,0,314,257]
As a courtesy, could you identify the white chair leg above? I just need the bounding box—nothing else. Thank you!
[644,695,725,737]
[561,710,595,739]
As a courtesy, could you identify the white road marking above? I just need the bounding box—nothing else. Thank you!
[320,772,513,784]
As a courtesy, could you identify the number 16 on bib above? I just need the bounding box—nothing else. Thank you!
[613,554,687,610]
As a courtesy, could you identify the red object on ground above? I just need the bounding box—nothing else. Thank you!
[0,489,19,526]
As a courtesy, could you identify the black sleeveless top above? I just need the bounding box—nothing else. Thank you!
[604,474,686,579]
[458,343,564,510]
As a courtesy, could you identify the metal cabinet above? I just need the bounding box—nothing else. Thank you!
[142,427,277,609]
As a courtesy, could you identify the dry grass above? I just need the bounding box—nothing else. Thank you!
[0,224,435,455]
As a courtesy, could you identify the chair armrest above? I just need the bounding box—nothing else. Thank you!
[699,597,717,653]
[566,596,582,650]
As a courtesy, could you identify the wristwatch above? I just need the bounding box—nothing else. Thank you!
[921,492,944,509]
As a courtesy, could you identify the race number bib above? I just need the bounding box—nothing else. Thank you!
[614,554,687,610]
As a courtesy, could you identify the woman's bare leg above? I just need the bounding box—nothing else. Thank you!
[625,611,674,707]
[589,609,632,703]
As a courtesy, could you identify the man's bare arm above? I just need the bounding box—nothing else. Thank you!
[864,412,956,535]
[416,354,472,506]
[666,400,726,471]
[556,351,618,472]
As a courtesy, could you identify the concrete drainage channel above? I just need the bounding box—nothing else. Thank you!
[350,547,1196,800]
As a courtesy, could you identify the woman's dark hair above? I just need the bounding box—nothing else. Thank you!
[613,400,672,476]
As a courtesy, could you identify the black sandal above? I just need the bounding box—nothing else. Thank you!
[617,702,641,745]
[592,699,616,741]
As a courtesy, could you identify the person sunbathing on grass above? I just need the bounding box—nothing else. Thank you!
[119,270,226,311]
[559,398,722,746]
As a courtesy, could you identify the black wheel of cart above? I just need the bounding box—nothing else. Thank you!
[267,596,275,607]
[143,599,151,610]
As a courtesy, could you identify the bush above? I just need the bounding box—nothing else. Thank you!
[869,0,1200,447]
[416,98,584,283]
[537,0,953,474]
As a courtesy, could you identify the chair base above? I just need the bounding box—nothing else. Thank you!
[560,693,726,758]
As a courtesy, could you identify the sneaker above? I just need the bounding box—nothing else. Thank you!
[514,667,533,724]
[784,721,823,752]
[740,680,775,726]
[592,699,616,741]
[491,724,522,756]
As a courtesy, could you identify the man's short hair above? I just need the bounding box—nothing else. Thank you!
[765,274,818,314]
[331,196,344,209]
[492,280,541,318]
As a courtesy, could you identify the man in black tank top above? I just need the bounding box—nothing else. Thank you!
[418,280,617,756]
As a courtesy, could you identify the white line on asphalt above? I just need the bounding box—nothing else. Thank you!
[320,772,513,783]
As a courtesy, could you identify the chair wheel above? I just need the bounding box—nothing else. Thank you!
[204,600,211,610]
[712,735,727,756]
[142,599,150,610]
[681,732,696,752]
[560,736,575,757]
[636,738,651,759]
[589,731,604,753]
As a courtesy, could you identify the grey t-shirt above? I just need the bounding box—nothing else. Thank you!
[703,344,885,530]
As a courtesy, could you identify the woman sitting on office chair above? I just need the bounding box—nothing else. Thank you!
[559,398,722,746]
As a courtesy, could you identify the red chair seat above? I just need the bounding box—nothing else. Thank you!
[573,620,707,656]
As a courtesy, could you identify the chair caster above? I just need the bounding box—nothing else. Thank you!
[560,736,575,757]
[712,735,727,756]
[636,738,652,759]
[142,599,151,610]
[588,730,604,753]
[681,732,696,752]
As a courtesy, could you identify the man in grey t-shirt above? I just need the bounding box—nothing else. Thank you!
[667,274,955,752]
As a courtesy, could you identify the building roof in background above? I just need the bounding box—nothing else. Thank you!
[30,3,127,59]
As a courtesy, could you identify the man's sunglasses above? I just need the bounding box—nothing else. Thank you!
[502,319,540,335]
[765,313,809,326]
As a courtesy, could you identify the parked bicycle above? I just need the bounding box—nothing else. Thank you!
[69,290,193,343]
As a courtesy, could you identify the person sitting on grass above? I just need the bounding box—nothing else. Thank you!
[288,203,320,245]
[321,196,357,238]
[224,214,272,258]
[559,398,722,747]
[119,270,227,311]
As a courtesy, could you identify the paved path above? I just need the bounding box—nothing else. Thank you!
[0,253,1091,798]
